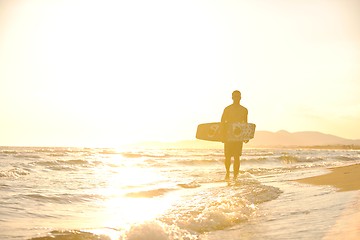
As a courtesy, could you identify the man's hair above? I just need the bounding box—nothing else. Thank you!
[232,90,241,96]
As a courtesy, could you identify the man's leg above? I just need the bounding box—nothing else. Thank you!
[224,143,232,180]
[233,142,243,179]
[225,155,231,180]
[233,155,240,179]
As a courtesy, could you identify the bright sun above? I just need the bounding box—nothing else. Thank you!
[1,0,360,147]
[2,0,223,147]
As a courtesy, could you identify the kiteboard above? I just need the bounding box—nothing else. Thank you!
[196,122,256,142]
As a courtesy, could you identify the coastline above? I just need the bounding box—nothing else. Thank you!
[296,164,360,239]
[296,164,360,192]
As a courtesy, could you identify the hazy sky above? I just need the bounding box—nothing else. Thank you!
[1,0,359,147]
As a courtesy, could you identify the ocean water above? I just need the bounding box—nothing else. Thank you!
[0,146,359,240]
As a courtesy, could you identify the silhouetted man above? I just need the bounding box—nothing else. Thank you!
[221,90,248,180]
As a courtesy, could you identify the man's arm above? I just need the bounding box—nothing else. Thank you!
[245,108,248,123]
[244,108,249,143]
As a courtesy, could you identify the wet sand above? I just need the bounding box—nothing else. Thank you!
[297,164,360,240]
[297,164,360,192]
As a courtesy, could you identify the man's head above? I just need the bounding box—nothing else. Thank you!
[232,90,241,103]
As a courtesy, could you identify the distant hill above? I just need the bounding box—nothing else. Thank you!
[135,130,360,149]
[246,130,360,148]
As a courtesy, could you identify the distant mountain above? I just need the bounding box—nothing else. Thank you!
[246,130,360,147]
[136,131,360,149]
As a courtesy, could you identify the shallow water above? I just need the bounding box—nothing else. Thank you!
[0,147,359,239]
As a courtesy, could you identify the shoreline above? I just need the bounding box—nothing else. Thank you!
[296,164,360,239]
[296,164,360,192]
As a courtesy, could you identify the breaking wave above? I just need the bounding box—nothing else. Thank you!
[125,188,176,198]
[0,168,30,178]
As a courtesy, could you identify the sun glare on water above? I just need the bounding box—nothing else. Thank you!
[85,159,177,236]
